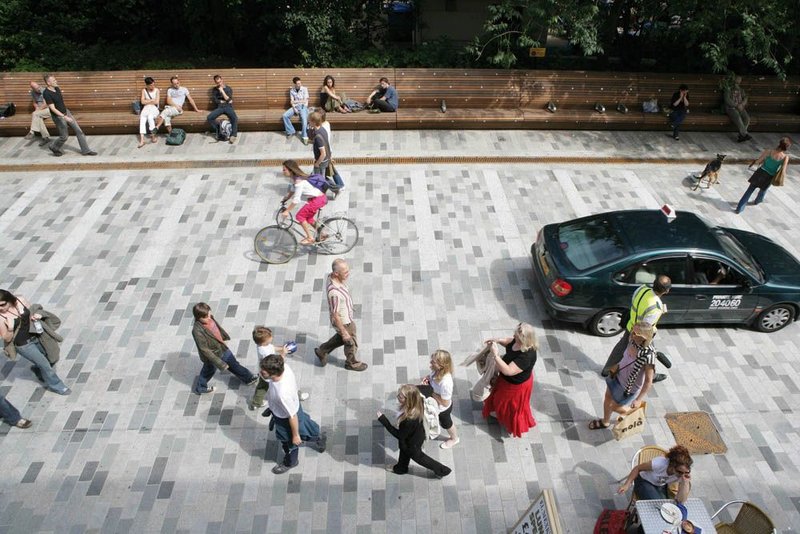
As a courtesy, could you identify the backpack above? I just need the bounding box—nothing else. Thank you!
[306,173,329,193]
[165,128,186,146]
[217,119,232,141]
[0,102,16,117]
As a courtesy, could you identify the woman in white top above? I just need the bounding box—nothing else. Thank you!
[417,349,459,449]
[618,444,693,503]
[138,77,160,148]
[280,159,328,245]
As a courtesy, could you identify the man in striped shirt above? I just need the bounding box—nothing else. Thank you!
[315,259,368,372]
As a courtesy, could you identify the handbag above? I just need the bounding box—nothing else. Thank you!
[612,401,647,441]
[772,166,786,187]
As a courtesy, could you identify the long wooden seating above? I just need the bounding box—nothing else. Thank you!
[1,69,798,136]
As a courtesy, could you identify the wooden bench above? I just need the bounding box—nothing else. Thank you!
[2,69,798,136]
[395,69,524,129]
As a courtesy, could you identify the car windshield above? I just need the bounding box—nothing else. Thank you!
[714,228,765,283]
[557,217,627,271]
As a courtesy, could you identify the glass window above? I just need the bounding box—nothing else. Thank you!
[691,258,746,286]
[557,217,627,271]
[615,256,688,285]
[713,229,764,283]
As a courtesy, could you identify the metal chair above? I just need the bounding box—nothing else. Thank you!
[711,500,776,534]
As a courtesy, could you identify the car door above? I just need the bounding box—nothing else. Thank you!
[688,256,760,322]
[612,255,690,324]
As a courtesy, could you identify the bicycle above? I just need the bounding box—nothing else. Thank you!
[254,202,359,264]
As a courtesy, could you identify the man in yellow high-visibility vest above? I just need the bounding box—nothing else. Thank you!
[602,275,672,382]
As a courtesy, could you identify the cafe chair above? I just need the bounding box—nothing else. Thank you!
[711,500,776,534]
[623,445,676,530]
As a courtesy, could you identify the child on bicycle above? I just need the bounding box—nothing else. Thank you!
[280,159,328,245]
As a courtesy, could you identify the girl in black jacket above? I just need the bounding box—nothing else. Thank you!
[377,384,451,478]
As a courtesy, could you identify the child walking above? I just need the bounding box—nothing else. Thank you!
[377,384,451,478]
[251,326,308,410]
[418,350,459,449]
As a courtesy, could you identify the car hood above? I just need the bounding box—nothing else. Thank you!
[728,229,800,287]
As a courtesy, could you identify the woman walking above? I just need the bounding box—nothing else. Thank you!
[138,77,160,148]
[418,350,459,449]
[0,290,70,395]
[735,137,791,214]
[481,322,538,437]
[589,322,655,430]
[378,384,451,477]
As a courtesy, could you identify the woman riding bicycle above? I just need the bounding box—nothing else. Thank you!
[280,159,328,245]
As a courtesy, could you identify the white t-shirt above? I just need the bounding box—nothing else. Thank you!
[256,343,276,362]
[427,372,454,409]
[266,364,299,419]
[289,179,324,204]
[639,456,680,487]
[167,87,190,107]
[322,121,334,149]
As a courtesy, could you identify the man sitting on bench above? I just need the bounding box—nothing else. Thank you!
[366,77,398,113]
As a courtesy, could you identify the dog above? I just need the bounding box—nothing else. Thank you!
[693,154,726,190]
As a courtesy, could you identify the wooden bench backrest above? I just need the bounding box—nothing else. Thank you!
[638,73,722,112]
[744,75,800,114]
[265,69,392,109]
[397,69,521,109]
[3,71,138,114]
[134,69,268,111]
[521,70,638,110]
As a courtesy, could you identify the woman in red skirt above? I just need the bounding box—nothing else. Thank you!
[482,322,538,437]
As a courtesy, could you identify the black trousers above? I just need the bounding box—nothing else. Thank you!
[394,446,450,477]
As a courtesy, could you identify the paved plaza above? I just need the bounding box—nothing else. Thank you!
[0,129,799,533]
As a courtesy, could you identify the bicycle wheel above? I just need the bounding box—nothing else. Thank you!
[316,217,359,255]
[254,226,297,264]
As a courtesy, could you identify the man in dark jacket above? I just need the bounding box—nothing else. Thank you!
[207,75,238,144]
[191,302,256,394]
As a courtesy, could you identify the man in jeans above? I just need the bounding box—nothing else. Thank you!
[42,74,97,157]
[191,302,257,394]
[282,77,309,144]
[154,76,200,134]
[207,75,238,144]
[25,81,51,145]
[309,111,331,176]
[315,259,368,372]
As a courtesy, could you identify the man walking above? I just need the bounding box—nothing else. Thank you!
[260,354,326,474]
[315,259,368,371]
[207,75,238,144]
[601,275,672,383]
[42,74,97,157]
[25,81,51,144]
[191,302,257,394]
[155,76,199,134]
[309,111,331,176]
[282,77,309,144]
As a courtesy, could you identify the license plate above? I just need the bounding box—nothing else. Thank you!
[539,253,550,276]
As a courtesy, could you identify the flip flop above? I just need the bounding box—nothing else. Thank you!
[588,419,610,430]
[300,238,315,245]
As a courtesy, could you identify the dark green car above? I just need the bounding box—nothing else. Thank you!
[531,209,800,336]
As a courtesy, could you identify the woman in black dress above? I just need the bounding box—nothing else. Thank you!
[378,384,451,477]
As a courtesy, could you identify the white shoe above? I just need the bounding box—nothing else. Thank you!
[440,438,460,449]
[298,390,310,401]
[249,400,267,411]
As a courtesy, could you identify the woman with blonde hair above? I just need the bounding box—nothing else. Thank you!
[735,136,791,214]
[482,322,538,437]
[589,321,656,430]
[377,384,451,477]
[418,350,459,449]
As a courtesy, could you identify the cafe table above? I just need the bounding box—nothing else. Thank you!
[635,498,718,534]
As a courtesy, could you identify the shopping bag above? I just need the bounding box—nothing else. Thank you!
[612,401,647,441]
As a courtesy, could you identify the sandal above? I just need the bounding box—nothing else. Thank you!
[588,419,610,430]
[299,238,315,245]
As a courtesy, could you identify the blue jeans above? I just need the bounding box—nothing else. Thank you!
[195,349,254,393]
[207,105,238,137]
[669,109,686,137]
[736,183,769,213]
[0,394,22,426]
[282,105,308,137]
[634,475,669,500]
[15,339,68,393]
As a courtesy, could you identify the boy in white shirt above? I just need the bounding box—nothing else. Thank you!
[251,326,308,410]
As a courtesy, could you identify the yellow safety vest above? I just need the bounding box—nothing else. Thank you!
[626,285,664,331]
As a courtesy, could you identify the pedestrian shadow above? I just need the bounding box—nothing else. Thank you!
[161,351,199,390]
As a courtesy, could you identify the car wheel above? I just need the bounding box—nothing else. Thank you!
[755,304,796,333]
[589,309,625,337]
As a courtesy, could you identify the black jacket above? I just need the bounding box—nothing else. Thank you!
[378,414,425,451]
